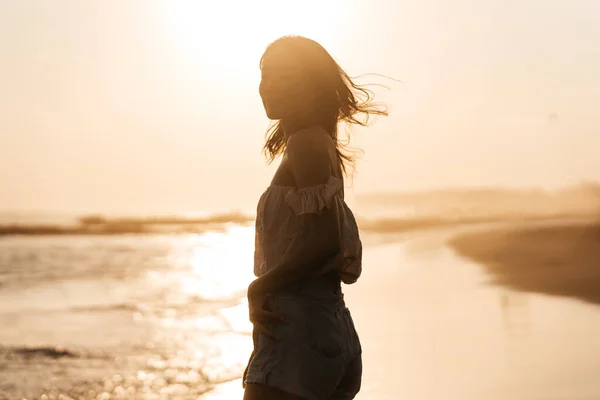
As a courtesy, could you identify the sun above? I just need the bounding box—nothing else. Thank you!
[161,0,348,82]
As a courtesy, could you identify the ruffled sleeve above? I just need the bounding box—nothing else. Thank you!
[284,176,343,216]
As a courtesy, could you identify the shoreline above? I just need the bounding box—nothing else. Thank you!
[448,219,600,305]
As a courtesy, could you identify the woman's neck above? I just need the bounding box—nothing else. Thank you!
[282,120,306,139]
[282,118,326,141]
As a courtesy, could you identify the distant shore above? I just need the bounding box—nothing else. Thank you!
[0,212,254,236]
[1,211,597,237]
[449,219,600,305]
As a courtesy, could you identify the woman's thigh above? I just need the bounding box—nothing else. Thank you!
[243,383,305,400]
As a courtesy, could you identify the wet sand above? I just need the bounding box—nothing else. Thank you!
[342,219,600,400]
[449,220,600,305]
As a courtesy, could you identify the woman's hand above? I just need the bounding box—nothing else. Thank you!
[248,282,288,341]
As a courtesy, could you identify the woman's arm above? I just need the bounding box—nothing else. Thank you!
[248,132,343,297]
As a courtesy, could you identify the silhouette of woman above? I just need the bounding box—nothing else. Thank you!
[243,35,387,400]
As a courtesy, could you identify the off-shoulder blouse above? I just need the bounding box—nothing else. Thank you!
[253,176,362,285]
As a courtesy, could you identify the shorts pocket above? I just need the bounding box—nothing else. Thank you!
[345,308,362,354]
[304,302,344,358]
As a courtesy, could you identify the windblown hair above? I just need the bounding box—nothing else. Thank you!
[260,35,388,175]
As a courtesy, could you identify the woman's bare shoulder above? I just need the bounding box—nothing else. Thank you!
[285,127,336,188]
[286,126,337,161]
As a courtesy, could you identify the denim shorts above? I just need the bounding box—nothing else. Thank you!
[243,278,362,400]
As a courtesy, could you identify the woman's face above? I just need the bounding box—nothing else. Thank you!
[259,51,315,121]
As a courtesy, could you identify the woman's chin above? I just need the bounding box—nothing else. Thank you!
[265,110,282,120]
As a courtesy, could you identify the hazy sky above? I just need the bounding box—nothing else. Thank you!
[1,0,598,215]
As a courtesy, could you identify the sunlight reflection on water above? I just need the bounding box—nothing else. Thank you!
[0,226,257,399]
[181,225,256,301]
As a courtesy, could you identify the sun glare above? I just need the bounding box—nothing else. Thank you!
[162,0,348,82]
[183,226,256,300]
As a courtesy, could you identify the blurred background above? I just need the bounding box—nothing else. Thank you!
[1,1,599,399]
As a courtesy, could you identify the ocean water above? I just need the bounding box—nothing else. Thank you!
[0,225,257,399]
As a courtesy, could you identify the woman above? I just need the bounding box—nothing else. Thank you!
[243,35,387,400]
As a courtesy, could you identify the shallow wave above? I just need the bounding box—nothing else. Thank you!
[65,296,241,316]
[0,345,80,360]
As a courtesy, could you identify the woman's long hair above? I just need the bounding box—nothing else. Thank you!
[260,35,388,176]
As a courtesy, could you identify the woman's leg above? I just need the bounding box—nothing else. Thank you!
[243,383,305,400]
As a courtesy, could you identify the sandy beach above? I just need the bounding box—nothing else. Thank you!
[449,220,600,305]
